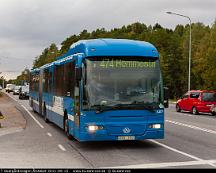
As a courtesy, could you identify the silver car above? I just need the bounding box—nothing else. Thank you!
[13,86,21,95]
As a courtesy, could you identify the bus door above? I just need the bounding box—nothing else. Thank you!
[39,69,43,115]
[74,83,80,128]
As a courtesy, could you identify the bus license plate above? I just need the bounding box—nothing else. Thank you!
[118,136,135,140]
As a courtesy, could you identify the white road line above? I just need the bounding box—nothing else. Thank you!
[166,120,216,135]
[186,114,193,117]
[149,140,216,168]
[58,144,66,151]
[21,105,44,129]
[149,139,202,161]
[106,159,216,169]
[5,92,44,129]
[5,92,18,102]
[47,132,52,137]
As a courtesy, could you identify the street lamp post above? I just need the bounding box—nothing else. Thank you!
[166,11,192,91]
[0,75,4,89]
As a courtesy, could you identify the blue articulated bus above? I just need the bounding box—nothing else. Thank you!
[29,38,167,142]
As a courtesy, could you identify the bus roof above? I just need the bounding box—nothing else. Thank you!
[57,38,159,60]
[31,39,159,71]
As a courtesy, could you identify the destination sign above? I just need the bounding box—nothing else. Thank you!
[98,59,156,68]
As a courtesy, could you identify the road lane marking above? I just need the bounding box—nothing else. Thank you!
[21,105,44,129]
[5,92,44,129]
[105,159,216,168]
[58,144,66,151]
[149,140,216,168]
[47,132,52,137]
[5,92,18,102]
[0,127,23,137]
[166,120,216,135]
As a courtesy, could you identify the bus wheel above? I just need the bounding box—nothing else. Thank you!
[64,117,73,140]
[44,106,49,123]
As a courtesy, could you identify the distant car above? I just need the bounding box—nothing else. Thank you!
[13,86,21,95]
[176,90,216,115]
[19,85,29,99]
[5,84,15,93]
[0,85,2,90]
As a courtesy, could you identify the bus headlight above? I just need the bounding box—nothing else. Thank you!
[149,124,161,129]
[88,125,103,132]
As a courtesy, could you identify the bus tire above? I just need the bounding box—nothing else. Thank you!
[44,105,49,123]
[64,115,73,140]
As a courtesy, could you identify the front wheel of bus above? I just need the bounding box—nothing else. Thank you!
[64,117,73,140]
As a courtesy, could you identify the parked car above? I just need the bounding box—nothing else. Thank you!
[19,85,29,99]
[13,85,21,95]
[210,105,216,116]
[5,84,15,93]
[176,90,216,115]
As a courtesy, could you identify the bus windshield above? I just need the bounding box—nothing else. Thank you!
[83,57,162,110]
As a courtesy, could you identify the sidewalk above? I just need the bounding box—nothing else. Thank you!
[0,92,26,136]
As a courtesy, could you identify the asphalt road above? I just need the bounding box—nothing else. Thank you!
[0,92,216,169]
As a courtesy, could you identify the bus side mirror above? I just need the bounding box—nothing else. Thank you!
[164,87,169,108]
[75,67,82,81]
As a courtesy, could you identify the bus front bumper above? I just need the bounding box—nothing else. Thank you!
[76,130,164,142]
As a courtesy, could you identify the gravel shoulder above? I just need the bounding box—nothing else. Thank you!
[0,92,26,136]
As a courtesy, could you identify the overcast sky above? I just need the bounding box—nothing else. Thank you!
[0,0,216,80]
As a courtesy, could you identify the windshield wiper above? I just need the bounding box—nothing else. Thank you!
[128,101,159,112]
[91,101,159,114]
[91,105,115,114]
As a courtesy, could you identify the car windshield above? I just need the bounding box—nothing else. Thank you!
[202,92,216,102]
[83,56,162,110]
[21,86,29,92]
[15,86,20,90]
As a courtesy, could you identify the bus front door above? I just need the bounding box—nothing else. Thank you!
[39,70,43,115]
[74,83,80,129]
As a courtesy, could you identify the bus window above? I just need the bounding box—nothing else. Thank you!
[54,65,64,96]
[30,72,39,92]
[64,61,75,98]
[43,69,49,93]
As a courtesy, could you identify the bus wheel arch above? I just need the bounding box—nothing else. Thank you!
[64,110,73,140]
[43,103,49,123]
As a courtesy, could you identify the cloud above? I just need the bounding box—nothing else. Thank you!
[0,0,216,79]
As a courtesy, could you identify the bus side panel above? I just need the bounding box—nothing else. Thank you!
[49,110,64,129]
[30,91,39,113]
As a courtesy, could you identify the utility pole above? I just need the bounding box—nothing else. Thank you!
[166,11,192,91]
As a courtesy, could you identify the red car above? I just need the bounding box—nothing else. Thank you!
[176,90,216,115]
[211,105,216,115]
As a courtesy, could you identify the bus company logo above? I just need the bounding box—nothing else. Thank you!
[123,127,131,134]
